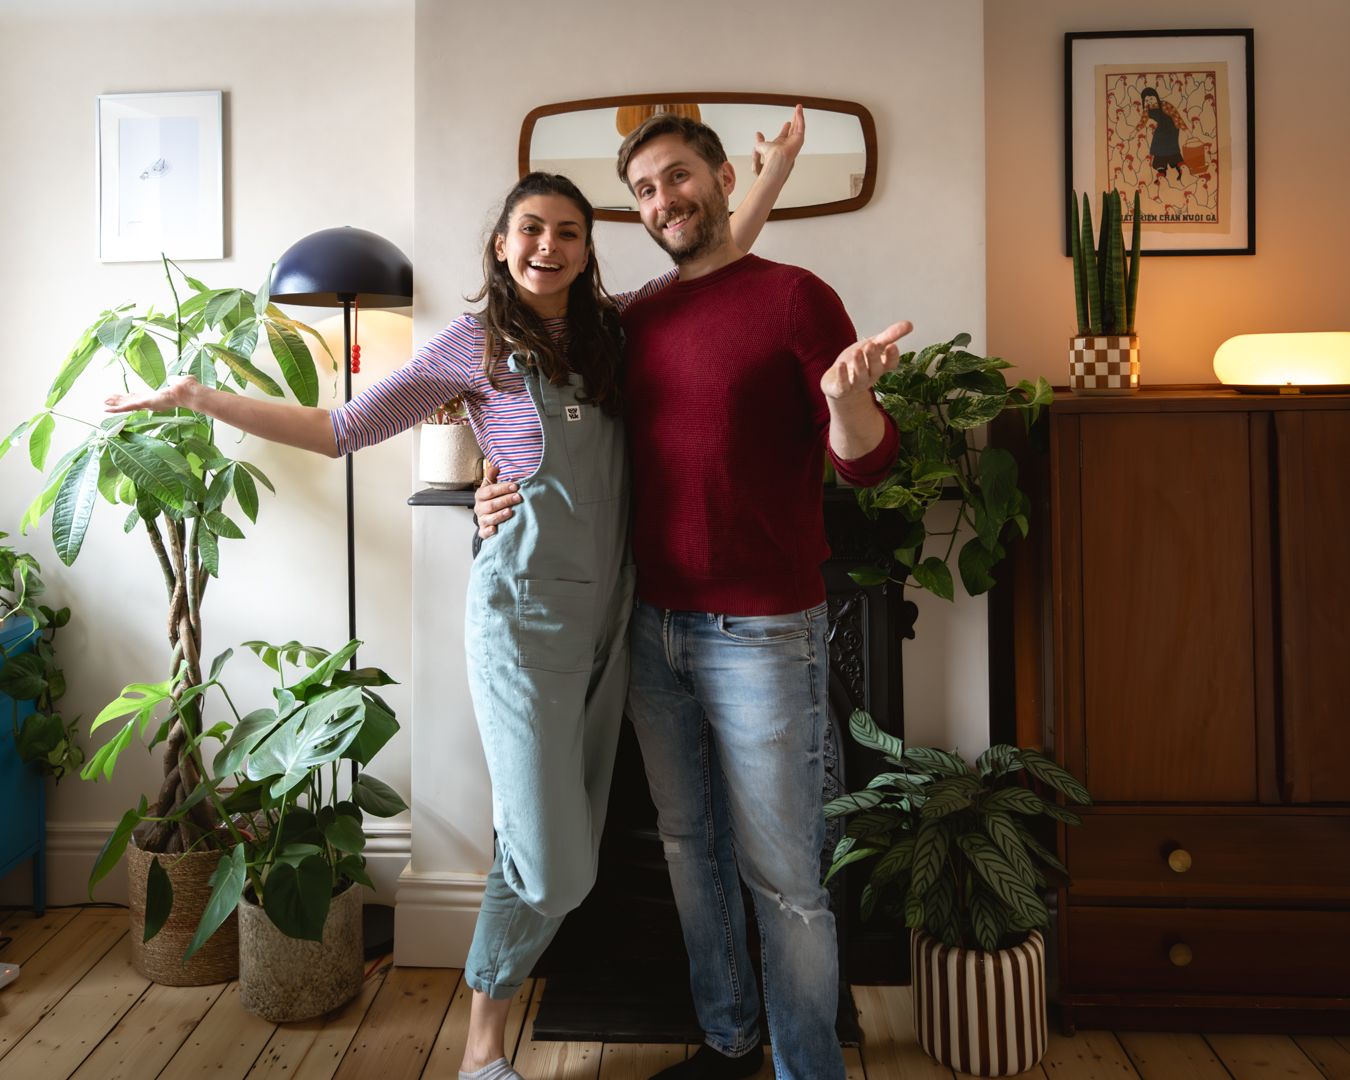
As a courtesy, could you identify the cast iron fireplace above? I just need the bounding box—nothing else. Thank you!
[530,489,915,1043]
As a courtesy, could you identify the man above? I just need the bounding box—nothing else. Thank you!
[477,112,905,1080]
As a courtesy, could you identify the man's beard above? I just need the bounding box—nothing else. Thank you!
[648,188,730,265]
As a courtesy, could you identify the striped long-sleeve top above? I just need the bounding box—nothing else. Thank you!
[330,271,677,479]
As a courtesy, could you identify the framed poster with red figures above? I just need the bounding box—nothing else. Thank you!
[1065,29,1254,256]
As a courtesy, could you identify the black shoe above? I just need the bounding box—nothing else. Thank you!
[649,1043,764,1079]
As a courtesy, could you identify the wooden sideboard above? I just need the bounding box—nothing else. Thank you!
[996,389,1350,1033]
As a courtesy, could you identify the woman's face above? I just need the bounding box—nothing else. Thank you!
[494,194,590,318]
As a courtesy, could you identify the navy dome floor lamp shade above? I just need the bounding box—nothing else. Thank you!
[270,226,412,672]
[271,227,411,960]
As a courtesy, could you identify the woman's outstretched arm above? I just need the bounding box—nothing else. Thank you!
[106,376,340,457]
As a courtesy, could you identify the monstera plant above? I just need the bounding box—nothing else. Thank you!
[0,258,331,854]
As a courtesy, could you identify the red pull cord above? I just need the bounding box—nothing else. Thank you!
[351,297,362,374]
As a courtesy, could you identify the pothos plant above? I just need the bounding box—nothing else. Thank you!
[0,533,82,779]
[0,257,332,854]
[849,333,1052,601]
[824,711,1091,951]
[87,639,408,951]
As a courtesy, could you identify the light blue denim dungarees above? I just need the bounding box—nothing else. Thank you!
[462,354,634,998]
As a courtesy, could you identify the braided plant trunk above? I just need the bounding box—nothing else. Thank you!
[142,516,217,852]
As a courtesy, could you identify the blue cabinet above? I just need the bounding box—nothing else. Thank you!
[0,616,46,914]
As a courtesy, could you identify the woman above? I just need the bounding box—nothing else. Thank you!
[107,120,801,1080]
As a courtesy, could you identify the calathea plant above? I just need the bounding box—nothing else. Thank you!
[0,257,331,854]
[824,711,1091,951]
[0,533,82,779]
[849,334,1052,601]
[87,639,407,951]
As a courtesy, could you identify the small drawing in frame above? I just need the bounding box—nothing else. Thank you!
[1065,30,1254,256]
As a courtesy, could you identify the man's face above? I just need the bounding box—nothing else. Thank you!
[625,133,734,264]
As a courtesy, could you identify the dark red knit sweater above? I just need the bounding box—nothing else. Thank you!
[622,254,899,615]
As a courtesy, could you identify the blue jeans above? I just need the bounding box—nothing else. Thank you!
[627,600,844,1080]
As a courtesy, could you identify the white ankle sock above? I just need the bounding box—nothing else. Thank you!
[459,1058,522,1080]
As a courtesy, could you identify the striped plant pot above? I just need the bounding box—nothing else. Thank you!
[1069,334,1139,394]
[911,928,1047,1077]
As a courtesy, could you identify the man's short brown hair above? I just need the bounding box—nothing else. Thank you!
[616,114,728,188]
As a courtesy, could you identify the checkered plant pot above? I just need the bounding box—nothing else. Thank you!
[1069,334,1139,394]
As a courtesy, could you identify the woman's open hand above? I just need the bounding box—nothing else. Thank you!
[105,376,198,414]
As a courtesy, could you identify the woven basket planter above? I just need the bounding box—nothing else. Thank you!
[238,881,363,1022]
[1069,334,1139,394]
[126,839,238,985]
[911,928,1047,1077]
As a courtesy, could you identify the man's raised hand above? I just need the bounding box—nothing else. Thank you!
[820,321,913,400]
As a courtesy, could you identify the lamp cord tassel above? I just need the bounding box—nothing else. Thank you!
[350,297,362,373]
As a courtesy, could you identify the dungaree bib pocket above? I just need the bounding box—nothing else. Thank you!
[558,375,621,506]
[516,577,596,672]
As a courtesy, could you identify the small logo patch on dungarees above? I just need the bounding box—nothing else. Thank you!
[564,405,582,421]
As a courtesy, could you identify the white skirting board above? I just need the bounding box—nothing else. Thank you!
[0,820,412,911]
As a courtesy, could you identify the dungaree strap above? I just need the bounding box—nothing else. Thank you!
[505,353,564,416]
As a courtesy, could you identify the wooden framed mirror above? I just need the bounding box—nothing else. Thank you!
[518,92,877,222]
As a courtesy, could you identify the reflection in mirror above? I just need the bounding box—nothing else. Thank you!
[520,94,876,222]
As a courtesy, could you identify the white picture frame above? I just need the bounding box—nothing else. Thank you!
[97,90,224,262]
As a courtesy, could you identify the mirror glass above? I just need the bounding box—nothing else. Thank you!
[519,94,876,222]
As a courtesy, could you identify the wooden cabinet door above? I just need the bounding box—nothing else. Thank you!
[1075,412,1259,802]
[1275,408,1350,803]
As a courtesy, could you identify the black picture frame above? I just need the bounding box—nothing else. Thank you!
[1064,29,1255,256]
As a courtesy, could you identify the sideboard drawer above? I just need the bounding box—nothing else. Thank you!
[1066,813,1350,901]
[1066,906,1350,997]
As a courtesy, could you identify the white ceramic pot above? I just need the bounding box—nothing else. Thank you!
[911,928,1047,1076]
[419,422,483,490]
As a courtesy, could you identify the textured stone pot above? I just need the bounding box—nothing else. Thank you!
[126,839,238,985]
[1069,333,1139,394]
[419,422,483,489]
[238,882,363,1022]
[911,928,1047,1077]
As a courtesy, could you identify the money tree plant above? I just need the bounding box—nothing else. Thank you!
[0,258,331,854]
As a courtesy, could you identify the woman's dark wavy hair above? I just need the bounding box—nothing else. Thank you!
[468,173,623,415]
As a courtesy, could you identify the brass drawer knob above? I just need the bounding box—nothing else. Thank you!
[1169,943,1193,967]
[1167,848,1193,873]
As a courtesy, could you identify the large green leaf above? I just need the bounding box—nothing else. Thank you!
[87,797,148,894]
[203,289,246,329]
[983,810,1042,888]
[0,653,48,699]
[1018,747,1093,805]
[46,327,104,408]
[869,835,917,888]
[957,537,1001,597]
[911,557,954,601]
[27,413,55,471]
[352,773,408,818]
[320,810,366,854]
[345,695,398,765]
[902,746,971,778]
[184,846,247,962]
[245,686,366,797]
[824,844,884,884]
[261,855,332,942]
[106,436,190,509]
[970,884,1005,951]
[143,857,173,942]
[847,709,904,762]
[956,833,1047,927]
[289,640,360,698]
[51,450,102,566]
[212,707,281,777]
[265,323,319,407]
[919,775,980,819]
[983,786,1046,815]
[232,465,259,523]
[909,819,949,899]
[0,415,33,462]
[205,344,283,397]
[946,394,1007,430]
[823,788,884,819]
[125,332,166,389]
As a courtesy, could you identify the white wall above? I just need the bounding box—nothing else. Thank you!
[0,0,415,904]
[415,0,991,760]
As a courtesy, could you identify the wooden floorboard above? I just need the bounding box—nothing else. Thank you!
[1294,1035,1350,1080]
[0,916,1342,1080]
[0,933,148,1080]
[512,979,603,1079]
[1206,1033,1327,1079]
[1041,1029,1139,1078]
[245,965,387,1080]
[0,908,125,1064]
[332,964,457,1080]
[1116,1032,1232,1080]
[159,981,278,1079]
